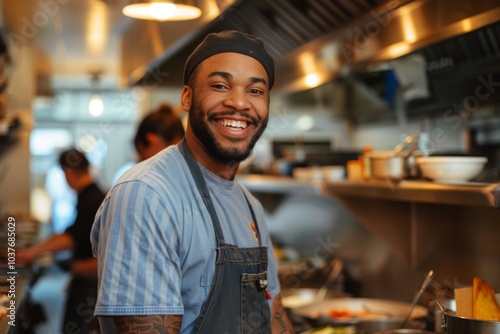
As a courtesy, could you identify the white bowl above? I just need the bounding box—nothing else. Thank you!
[416,156,487,183]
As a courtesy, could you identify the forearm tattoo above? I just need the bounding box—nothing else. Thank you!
[272,295,295,333]
[273,310,295,334]
[113,315,182,334]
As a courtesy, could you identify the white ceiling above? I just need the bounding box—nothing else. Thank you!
[1,0,231,90]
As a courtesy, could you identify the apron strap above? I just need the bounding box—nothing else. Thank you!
[178,139,225,245]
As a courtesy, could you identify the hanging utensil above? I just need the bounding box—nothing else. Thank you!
[314,259,343,302]
[400,269,434,329]
[394,132,420,155]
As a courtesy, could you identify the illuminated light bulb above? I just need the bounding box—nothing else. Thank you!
[122,2,201,21]
[150,2,176,20]
[305,73,320,88]
[88,94,104,117]
[297,115,314,131]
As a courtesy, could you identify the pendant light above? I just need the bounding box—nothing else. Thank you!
[88,70,104,117]
[122,0,202,21]
[88,94,104,117]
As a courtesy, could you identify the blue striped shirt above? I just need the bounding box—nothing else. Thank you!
[90,145,279,333]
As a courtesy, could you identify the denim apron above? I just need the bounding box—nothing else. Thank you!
[179,140,271,334]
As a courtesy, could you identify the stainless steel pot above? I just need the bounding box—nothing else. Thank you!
[432,298,455,333]
[369,152,404,179]
[368,132,423,180]
[441,310,500,334]
[434,299,500,334]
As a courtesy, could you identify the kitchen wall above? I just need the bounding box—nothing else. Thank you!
[268,91,470,154]
[353,116,468,153]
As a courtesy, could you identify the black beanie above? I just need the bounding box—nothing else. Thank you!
[184,30,275,89]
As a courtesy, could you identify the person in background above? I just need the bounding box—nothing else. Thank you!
[111,104,185,184]
[18,149,105,334]
[133,103,185,161]
[91,30,295,333]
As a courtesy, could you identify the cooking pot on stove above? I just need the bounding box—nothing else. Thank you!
[440,310,500,334]
[435,301,500,334]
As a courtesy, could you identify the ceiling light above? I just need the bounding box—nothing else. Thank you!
[122,1,202,21]
[88,94,104,117]
[88,70,104,117]
[305,73,320,88]
[87,0,108,54]
[296,115,314,131]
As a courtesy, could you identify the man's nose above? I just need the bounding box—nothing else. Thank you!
[224,89,251,110]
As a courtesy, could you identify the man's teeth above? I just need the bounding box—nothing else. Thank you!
[218,119,248,129]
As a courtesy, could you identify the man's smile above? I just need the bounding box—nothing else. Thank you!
[216,119,249,130]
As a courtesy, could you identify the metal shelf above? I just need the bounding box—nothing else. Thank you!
[323,180,500,208]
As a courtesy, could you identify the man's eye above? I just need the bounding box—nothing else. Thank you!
[248,88,264,95]
[212,84,227,90]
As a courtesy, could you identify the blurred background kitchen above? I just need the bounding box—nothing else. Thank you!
[1,0,500,333]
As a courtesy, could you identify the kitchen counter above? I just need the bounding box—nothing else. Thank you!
[320,179,500,268]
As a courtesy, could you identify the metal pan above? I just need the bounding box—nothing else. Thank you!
[293,297,428,328]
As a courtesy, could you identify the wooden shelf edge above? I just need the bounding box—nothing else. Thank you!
[323,180,500,207]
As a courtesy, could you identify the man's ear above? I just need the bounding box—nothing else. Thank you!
[181,86,192,112]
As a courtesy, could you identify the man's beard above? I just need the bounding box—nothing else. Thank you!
[189,101,268,165]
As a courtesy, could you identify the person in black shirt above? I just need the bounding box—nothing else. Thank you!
[18,148,105,334]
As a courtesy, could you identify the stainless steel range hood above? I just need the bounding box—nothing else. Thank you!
[275,0,500,94]
[131,0,398,88]
[269,0,500,122]
[132,0,500,97]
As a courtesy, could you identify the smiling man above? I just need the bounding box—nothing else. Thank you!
[91,31,295,334]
